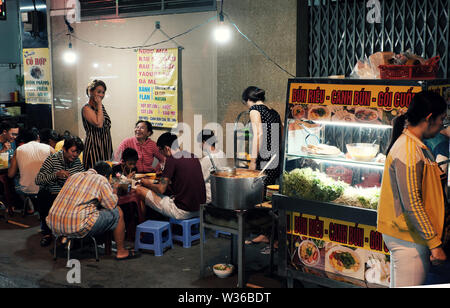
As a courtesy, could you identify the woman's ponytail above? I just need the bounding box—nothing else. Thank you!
[386,114,407,155]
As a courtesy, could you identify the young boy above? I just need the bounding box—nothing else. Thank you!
[112,147,138,179]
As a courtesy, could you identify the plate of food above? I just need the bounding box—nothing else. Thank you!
[302,144,342,157]
[291,105,307,119]
[326,245,362,275]
[354,107,380,123]
[298,240,320,266]
[308,106,331,121]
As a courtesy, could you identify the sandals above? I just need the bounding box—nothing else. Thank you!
[40,235,52,247]
[115,249,141,261]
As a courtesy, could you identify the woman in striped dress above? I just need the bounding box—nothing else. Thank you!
[82,80,113,170]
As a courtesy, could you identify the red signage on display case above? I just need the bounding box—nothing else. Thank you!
[0,0,6,20]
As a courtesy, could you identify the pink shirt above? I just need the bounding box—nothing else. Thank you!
[115,137,165,172]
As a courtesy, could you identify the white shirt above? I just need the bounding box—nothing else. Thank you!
[199,149,226,203]
[16,141,53,194]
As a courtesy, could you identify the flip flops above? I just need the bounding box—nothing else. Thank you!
[115,249,141,261]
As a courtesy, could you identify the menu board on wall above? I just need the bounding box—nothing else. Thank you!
[137,48,179,128]
[23,48,52,104]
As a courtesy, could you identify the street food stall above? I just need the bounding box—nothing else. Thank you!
[273,78,450,287]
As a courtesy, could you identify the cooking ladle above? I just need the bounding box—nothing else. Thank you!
[258,154,277,177]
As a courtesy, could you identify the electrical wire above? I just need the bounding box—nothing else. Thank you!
[223,12,295,78]
[65,11,295,77]
[71,14,217,50]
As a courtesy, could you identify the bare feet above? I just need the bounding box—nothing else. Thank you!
[245,234,270,245]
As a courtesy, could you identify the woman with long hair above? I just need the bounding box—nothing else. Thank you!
[82,79,113,170]
[378,91,448,287]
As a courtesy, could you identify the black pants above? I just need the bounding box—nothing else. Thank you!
[36,189,58,236]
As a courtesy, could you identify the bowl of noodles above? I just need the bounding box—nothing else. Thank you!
[298,240,320,266]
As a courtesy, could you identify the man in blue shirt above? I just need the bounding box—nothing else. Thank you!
[0,120,19,164]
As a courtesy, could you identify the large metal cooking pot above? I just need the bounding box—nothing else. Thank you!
[210,168,267,210]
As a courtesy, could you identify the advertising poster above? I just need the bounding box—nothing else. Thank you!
[286,212,390,287]
[23,48,52,104]
[137,48,179,128]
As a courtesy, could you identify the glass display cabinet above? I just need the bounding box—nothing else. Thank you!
[273,78,450,288]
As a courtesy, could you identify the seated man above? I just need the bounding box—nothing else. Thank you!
[136,132,206,220]
[38,128,59,149]
[8,128,55,214]
[54,130,84,163]
[47,161,139,260]
[0,120,20,213]
[35,135,85,247]
[0,120,19,161]
[112,147,138,179]
[197,129,226,203]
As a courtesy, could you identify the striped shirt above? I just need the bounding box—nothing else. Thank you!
[114,137,165,172]
[46,169,118,237]
[35,150,85,194]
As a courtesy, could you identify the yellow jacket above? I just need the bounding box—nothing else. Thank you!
[377,129,445,249]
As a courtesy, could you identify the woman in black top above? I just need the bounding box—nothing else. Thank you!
[242,86,282,187]
[241,86,282,249]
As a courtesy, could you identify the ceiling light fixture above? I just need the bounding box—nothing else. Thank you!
[213,0,231,44]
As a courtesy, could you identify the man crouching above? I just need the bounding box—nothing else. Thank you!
[46,161,139,260]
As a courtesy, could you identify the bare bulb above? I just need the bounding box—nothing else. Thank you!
[214,23,231,44]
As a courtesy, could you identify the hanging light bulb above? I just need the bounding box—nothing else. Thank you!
[214,21,231,44]
[63,36,77,64]
[213,1,231,44]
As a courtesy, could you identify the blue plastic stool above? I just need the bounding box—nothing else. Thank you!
[169,217,201,248]
[214,230,232,238]
[134,220,173,256]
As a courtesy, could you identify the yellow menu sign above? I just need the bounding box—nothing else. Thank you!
[137,48,179,128]
[23,48,52,104]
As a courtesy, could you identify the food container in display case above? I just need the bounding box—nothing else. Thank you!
[273,78,450,288]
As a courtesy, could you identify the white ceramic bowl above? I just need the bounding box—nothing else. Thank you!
[213,264,234,278]
[346,143,380,161]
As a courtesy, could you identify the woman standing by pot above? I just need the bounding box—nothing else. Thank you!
[241,86,282,249]
[82,79,113,170]
[242,86,282,187]
[378,91,448,287]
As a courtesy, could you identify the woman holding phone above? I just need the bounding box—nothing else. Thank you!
[82,79,113,170]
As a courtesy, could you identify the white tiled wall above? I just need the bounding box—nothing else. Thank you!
[0,66,19,102]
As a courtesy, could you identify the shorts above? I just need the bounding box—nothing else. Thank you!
[86,208,120,237]
[144,190,198,220]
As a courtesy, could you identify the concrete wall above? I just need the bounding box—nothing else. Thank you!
[0,0,21,101]
[49,0,296,155]
[217,0,297,153]
[50,11,218,154]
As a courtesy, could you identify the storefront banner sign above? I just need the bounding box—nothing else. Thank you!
[286,211,390,287]
[23,48,52,104]
[137,48,178,128]
[288,83,423,126]
[287,211,389,254]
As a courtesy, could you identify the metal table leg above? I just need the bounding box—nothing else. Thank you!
[237,210,245,288]
[200,204,205,278]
